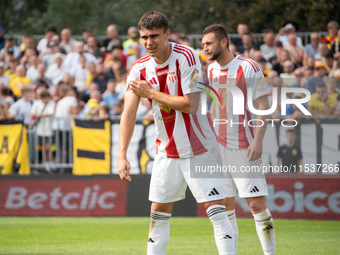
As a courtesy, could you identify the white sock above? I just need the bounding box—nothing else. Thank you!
[207,205,236,255]
[226,210,238,252]
[253,208,275,255]
[147,210,171,255]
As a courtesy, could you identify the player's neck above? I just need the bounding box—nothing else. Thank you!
[216,51,235,67]
[154,43,172,65]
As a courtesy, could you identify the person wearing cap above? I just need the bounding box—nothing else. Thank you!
[0,35,21,60]
[41,40,65,68]
[0,62,9,86]
[308,83,337,115]
[305,60,330,95]
[275,23,302,47]
[260,31,276,62]
[322,21,339,51]
[104,45,126,70]
[37,27,57,54]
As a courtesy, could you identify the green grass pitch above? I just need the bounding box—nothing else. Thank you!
[0,217,339,254]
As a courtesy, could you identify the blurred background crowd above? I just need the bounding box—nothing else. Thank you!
[0,21,340,127]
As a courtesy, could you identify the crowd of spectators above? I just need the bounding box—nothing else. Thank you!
[0,21,340,128]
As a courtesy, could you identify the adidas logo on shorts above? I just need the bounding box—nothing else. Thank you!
[250,186,260,193]
[208,188,220,196]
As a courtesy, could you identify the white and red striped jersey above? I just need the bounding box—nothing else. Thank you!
[127,42,218,158]
[208,55,269,150]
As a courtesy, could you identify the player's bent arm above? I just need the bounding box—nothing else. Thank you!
[149,89,201,114]
[118,89,141,181]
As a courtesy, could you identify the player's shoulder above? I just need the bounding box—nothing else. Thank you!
[235,55,261,75]
[172,43,199,68]
[207,61,219,71]
[128,53,151,75]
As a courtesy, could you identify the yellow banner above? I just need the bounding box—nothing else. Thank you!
[0,121,30,174]
[72,119,111,175]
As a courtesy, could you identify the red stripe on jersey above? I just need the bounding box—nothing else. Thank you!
[140,68,146,81]
[175,45,196,66]
[236,65,250,149]
[128,55,150,75]
[173,49,193,67]
[192,114,207,139]
[155,138,161,155]
[183,113,208,156]
[209,68,214,85]
[207,112,218,142]
[218,88,227,148]
[156,65,179,158]
[176,60,183,96]
[219,68,228,85]
[238,57,259,73]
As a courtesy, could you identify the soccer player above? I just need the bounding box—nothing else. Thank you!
[202,25,275,255]
[118,12,236,255]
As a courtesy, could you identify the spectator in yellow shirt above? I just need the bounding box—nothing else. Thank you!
[4,57,18,80]
[9,65,31,97]
[308,83,337,115]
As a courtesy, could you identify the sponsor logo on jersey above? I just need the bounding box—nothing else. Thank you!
[157,70,168,76]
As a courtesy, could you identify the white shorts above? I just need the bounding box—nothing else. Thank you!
[149,146,225,203]
[220,146,268,198]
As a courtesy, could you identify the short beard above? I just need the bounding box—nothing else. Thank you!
[209,45,223,61]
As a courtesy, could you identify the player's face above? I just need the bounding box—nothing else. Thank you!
[202,33,223,61]
[140,27,170,60]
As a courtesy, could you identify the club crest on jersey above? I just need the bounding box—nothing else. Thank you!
[159,104,172,113]
[168,72,177,83]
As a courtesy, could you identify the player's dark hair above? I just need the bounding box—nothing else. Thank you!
[138,11,169,32]
[202,24,229,48]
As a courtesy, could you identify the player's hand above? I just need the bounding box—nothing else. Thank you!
[118,157,132,182]
[130,79,153,99]
[246,139,263,162]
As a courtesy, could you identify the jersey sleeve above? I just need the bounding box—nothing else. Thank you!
[180,51,203,95]
[248,71,270,100]
[126,63,141,89]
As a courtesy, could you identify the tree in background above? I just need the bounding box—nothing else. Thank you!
[1,0,339,35]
